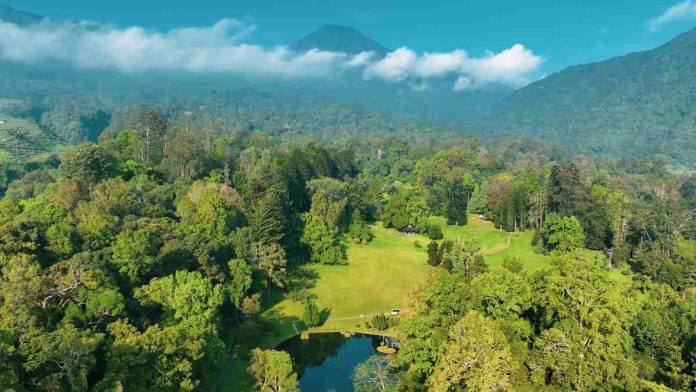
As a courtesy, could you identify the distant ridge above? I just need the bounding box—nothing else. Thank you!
[0,4,43,25]
[291,24,390,56]
[489,27,696,165]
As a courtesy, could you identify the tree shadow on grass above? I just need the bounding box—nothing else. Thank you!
[319,307,332,325]
[260,306,304,347]
[284,266,320,304]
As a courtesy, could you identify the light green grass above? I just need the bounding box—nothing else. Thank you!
[431,215,606,272]
[255,223,431,340]
[215,214,630,391]
[216,224,429,392]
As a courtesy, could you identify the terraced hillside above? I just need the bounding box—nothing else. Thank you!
[0,101,64,163]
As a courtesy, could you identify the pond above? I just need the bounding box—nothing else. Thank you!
[277,333,397,392]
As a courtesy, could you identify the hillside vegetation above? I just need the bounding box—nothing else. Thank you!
[490,28,696,166]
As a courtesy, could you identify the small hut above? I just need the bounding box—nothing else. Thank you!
[400,225,418,235]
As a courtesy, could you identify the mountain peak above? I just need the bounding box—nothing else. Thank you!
[291,24,389,56]
[0,4,43,26]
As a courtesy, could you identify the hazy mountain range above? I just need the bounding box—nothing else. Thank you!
[1,3,695,166]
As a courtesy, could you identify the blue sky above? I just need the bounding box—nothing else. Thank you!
[3,0,696,87]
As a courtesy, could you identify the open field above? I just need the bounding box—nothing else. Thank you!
[216,214,625,391]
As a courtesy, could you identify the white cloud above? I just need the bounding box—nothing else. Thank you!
[364,44,542,90]
[363,47,417,82]
[345,51,374,67]
[0,19,351,77]
[414,50,467,78]
[0,18,543,90]
[456,44,543,89]
[648,1,696,32]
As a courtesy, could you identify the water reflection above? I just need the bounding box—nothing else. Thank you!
[276,333,396,392]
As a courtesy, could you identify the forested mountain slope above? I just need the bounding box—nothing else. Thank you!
[489,28,696,166]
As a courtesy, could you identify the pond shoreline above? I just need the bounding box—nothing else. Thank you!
[276,332,401,391]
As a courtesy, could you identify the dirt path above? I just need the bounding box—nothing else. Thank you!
[323,308,410,322]
[486,232,514,256]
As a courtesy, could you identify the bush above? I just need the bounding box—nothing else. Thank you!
[371,313,389,331]
[388,316,400,328]
[530,229,541,247]
[237,319,261,351]
[348,210,373,244]
[302,299,321,328]
[427,241,441,266]
[541,214,585,253]
[501,255,523,273]
[427,224,443,240]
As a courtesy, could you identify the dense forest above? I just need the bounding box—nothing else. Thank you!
[0,107,694,391]
[489,28,696,166]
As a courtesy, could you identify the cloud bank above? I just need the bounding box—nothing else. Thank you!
[648,1,696,32]
[363,45,542,90]
[0,18,543,90]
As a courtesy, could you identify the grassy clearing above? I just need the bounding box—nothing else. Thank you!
[215,214,629,391]
[256,223,431,345]
[217,224,430,392]
[432,215,607,272]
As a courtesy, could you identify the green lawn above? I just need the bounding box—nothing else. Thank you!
[215,214,628,391]
[215,224,431,392]
[257,223,432,341]
[431,215,607,272]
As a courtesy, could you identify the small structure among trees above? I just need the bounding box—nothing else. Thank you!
[400,225,418,235]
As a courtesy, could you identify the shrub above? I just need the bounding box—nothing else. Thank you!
[388,316,400,328]
[371,313,389,331]
[238,319,261,351]
[348,210,373,244]
[427,224,443,240]
[531,229,541,246]
[541,214,585,253]
[501,255,523,273]
[427,241,441,266]
[302,299,321,327]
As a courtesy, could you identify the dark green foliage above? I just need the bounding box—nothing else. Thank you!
[490,28,696,166]
[348,210,372,244]
[531,229,541,246]
[427,224,443,240]
[302,299,321,328]
[381,195,430,233]
[681,175,696,205]
[302,178,349,264]
[547,162,582,218]
[5,169,55,200]
[546,162,613,249]
[445,177,469,226]
[59,143,113,184]
[541,214,585,253]
[371,313,389,331]
[134,106,169,165]
[426,241,440,266]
